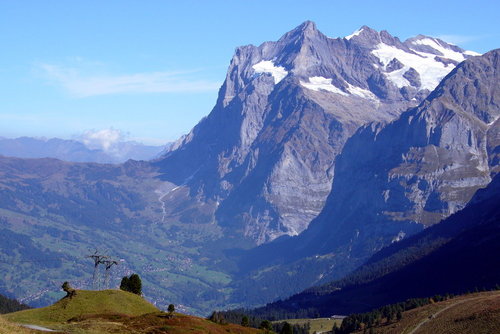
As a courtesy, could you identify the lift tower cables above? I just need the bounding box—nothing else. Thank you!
[103,259,119,289]
[86,251,108,290]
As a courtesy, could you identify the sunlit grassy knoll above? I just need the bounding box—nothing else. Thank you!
[3,289,261,334]
[4,289,158,326]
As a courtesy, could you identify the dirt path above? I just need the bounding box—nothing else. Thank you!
[20,324,57,332]
[407,297,481,334]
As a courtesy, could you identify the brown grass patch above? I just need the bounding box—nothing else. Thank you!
[354,291,500,334]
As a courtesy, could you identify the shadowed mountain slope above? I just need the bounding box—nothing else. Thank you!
[244,173,500,318]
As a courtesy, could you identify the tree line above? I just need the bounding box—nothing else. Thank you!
[208,310,310,333]
[0,293,30,314]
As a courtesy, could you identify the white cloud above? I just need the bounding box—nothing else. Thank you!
[40,63,221,98]
[79,128,125,151]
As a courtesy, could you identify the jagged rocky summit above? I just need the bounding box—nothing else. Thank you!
[156,21,479,244]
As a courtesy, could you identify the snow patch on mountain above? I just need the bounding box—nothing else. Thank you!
[386,68,412,88]
[410,37,466,62]
[488,115,500,126]
[346,83,379,102]
[301,77,379,103]
[252,60,288,84]
[345,28,364,40]
[300,76,348,95]
[371,43,457,90]
[464,50,482,56]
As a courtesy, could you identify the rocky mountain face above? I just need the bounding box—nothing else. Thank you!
[157,21,476,244]
[229,49,499,306]
[0,137,166,163]
[301,48,499,255]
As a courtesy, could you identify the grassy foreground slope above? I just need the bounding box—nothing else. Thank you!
[352,291,500,334]
[3,289,261,334]
[4,289,158,326]
[0,315,36,334]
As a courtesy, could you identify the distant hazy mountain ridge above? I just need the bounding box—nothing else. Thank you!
[0,136,166,163]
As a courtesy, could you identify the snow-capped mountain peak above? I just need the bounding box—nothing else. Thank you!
[370,42,455,90]
[406,35,480,61]
[367,33,479,91]
[161,21,484,244]
[244,23,479,102]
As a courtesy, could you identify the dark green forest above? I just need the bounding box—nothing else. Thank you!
[0,293,30,314]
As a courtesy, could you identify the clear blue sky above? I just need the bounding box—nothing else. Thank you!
[0,0,498,145]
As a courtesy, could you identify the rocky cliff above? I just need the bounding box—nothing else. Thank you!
[157,21,476,244]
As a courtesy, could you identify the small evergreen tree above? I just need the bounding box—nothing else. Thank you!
[129,274,142,295]
[119,273,142,295]
[260,320,272,330]
[281,322,293,334]
[120,276,130,292]
[209,311,226,324]
[241,315,249,327]
[168,304,175,314]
